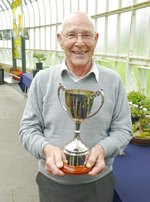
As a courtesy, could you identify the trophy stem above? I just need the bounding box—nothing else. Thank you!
[74,121,81,140]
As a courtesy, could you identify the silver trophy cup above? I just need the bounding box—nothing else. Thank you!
[57,84,104,174]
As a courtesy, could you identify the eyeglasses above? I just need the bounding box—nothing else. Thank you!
[61,32,95,42]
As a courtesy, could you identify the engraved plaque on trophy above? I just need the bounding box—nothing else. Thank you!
[57,84,104,175]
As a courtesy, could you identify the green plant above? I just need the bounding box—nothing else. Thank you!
[128,90,150,137]
[33,52,47,63]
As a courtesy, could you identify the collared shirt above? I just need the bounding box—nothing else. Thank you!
[60,59,99,83]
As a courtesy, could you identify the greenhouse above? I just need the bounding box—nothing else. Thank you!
[0,0,150,202]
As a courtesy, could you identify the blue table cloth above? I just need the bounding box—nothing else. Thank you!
[19,73,33,92]
[113,143,150,202]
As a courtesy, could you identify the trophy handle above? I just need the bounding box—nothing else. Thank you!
[87,89,104,119]
[57,84,67,112]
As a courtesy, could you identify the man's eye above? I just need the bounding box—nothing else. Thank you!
[67,34,76,39]
[84,34,92,38]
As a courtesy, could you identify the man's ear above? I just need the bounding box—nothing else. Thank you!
[95,33,99,42]
[57,33,64,49]
[94,32,99,48]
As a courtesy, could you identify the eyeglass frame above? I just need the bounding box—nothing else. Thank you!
[61,32,96,43]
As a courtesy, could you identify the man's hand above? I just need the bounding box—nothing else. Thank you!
[86,144,105,176]
[43,144,67,176]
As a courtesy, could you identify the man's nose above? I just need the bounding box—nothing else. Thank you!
[75,35,84,43]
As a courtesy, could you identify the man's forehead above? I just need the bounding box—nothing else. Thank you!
[62,12,95,31]
[63,22,94,32]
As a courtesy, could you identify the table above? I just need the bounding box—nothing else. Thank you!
[113,143,150,202]
[19,73,33,92]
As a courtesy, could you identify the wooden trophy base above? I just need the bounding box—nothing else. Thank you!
[61,163,92,175]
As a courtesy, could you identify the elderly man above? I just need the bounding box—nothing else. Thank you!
[19,11,132,202]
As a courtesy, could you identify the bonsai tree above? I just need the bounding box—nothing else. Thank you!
[128,90,150,138]
[33,52,47,70]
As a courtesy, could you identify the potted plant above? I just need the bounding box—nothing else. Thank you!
[33,52,47,70]
[128,90,150,145]
[10,68,22,81]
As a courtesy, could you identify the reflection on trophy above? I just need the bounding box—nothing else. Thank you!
[57,84,104,175]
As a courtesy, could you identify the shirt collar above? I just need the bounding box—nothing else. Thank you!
[60,59,99,82]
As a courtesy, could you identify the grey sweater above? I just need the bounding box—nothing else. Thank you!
[19,64,132,184]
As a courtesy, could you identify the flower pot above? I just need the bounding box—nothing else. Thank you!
[10,69,22,81]
[131,130,150,146]
[33,69,39,77]
[36,62,43,70]
[131,136,150,146]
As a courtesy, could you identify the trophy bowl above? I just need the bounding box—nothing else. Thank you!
[58,84,104,175]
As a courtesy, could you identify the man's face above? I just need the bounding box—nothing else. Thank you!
[57,14,99,70]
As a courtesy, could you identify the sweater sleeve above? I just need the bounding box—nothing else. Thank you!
[99,79,133,158]
[19,73,49,159]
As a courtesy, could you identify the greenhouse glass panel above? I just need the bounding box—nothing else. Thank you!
[0,2,7,10]
[8,10,13,29]
[0,13,3,29]
[96,17,105,53]
[0,6,3,12]
[38,0,45,26]
[44,0,51,25]
[34,28,39,49]
[5,50,11,62]
[70,0,78,13]
[26,52,31,69]
[45,27,51,50]
[97,0,106,13]
[40,27,45,50]
[79,0,87,13]
[63,0,71,17]
[1,12,7,29]
[50,0,57,23]
[0,41,2,48]
[57,23,62,34]
[3,11,10,29]
[57,0,64,23]
[7,11,12,29]
[2,0,10,9]
[7,40,11,48]
[26,36,30,49]
[107,15,117,54]
[24,0,36,3]
[29,29,34,49]
[136,0,147,3]
[88,0,96,16]
[2,51,6,64]
[121,0,133,7]
[108,0,119,11]
[23,6,29,27]
[28,4,36,27]
[133,7,150,56]
[119,12,131,55]
[51,26,57,50]
[3,40,8,48]
[33,2,39,26]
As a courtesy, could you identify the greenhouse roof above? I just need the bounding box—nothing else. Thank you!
[0,0,37,11]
